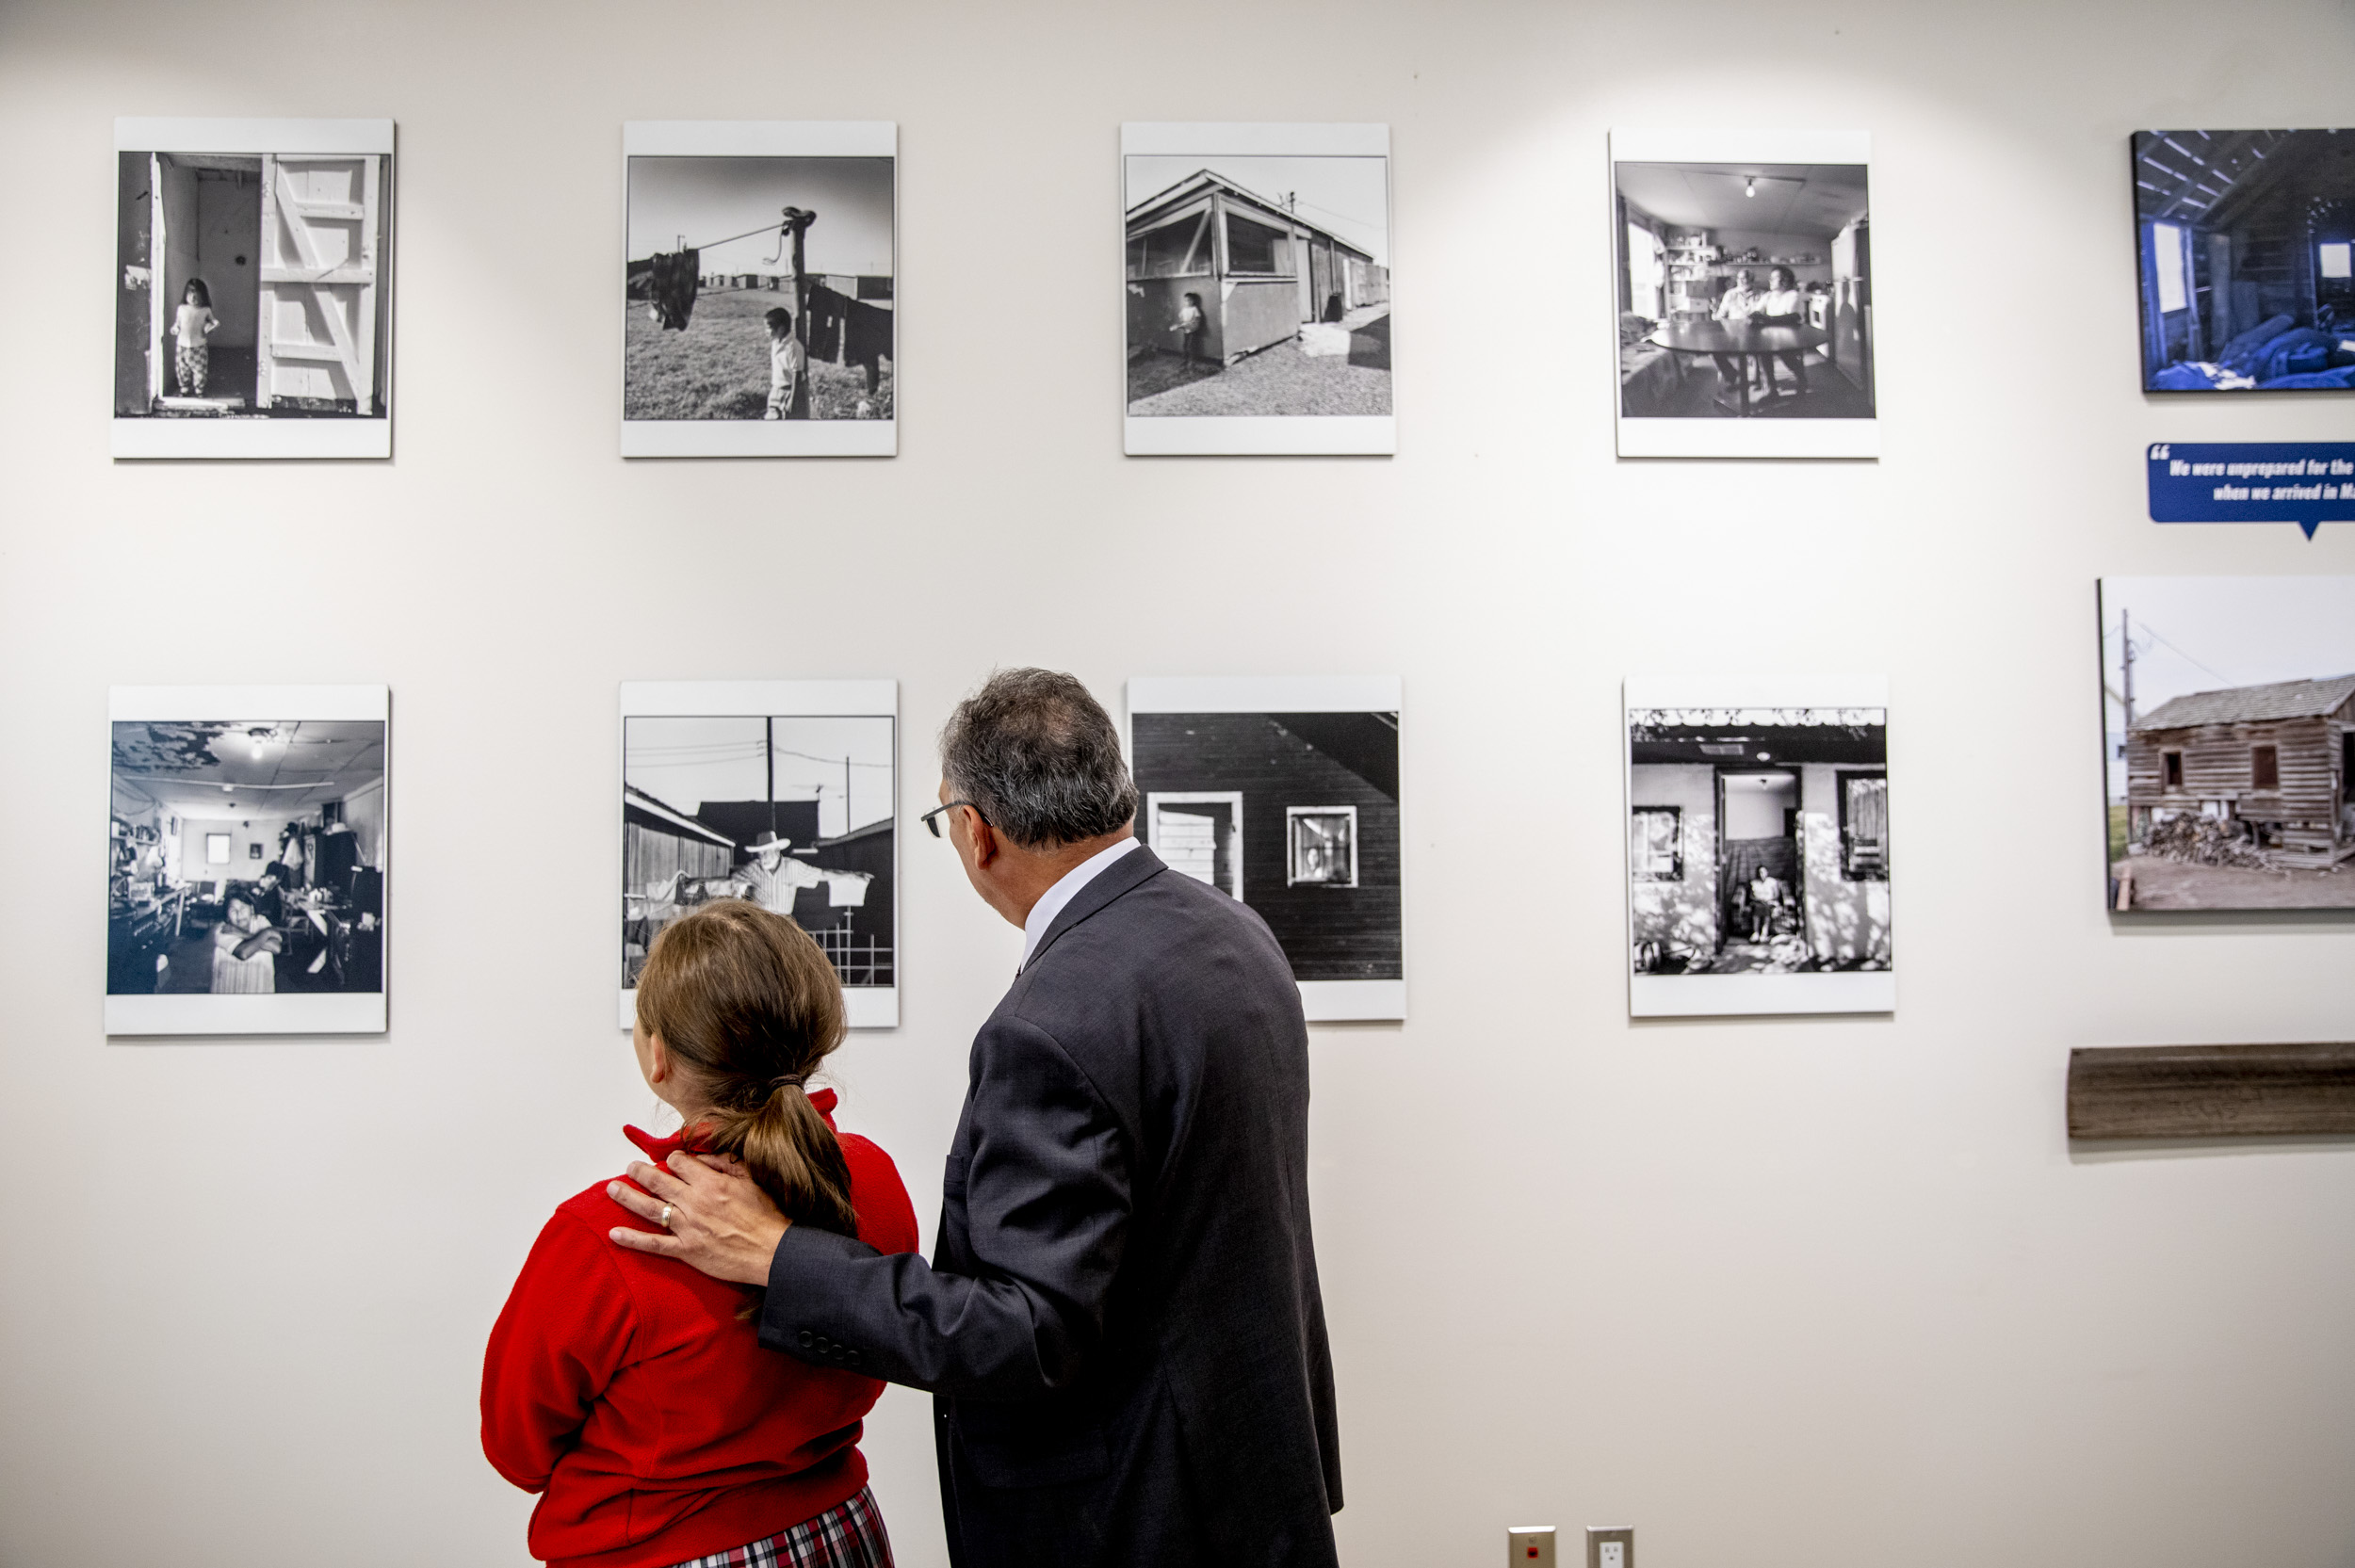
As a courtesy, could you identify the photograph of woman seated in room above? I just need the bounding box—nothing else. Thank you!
[107,719,384,998]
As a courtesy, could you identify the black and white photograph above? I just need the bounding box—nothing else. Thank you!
[1123,123,1393,456]
[106,687,386,1035]
[1128,676,1402,1020]
[1613,129,1876,459]
[1625,677,1892,1017]
[620,682,897,1027]
[112,119,392,460]
[623,122,896,457]
[2101,577,2355,911]
[2134,130,2355,393]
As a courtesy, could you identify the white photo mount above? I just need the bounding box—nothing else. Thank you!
[1610,128,1876,460]
[1128,675,1405,1021]
[621,121,897,458]
[1122,122,1395,457]
[106,685,389,1036]
[112,119,395,461]
[1623,674,1893,1017]
[619,680,899,1029]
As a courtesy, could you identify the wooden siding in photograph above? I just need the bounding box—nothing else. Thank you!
[2124,715,2343,824]
[1133,712,1401,982]
[2068,1041,2355,1139]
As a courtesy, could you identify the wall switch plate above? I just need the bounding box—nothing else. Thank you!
[1587,1527,1633,1568]
[1507,1526,1557,1566]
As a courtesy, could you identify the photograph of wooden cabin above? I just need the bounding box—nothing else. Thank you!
[1615,158,1873,423]
[112,120,391,458]
[1129,677,1402,1021]
[622,124,895,456]
[2102,577,2355,910]
[2134,129,2355,392]
[1124,153,1390,418]
[619,702,897,1025]
[1625,694,1892,1015]
[106,687,388,1036]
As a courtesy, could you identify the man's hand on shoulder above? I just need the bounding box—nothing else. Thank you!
[608,1152,789,1286]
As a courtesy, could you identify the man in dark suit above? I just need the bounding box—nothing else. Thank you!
[611,669,1341,1567]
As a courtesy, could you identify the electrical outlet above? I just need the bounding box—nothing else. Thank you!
[1587,1526,1633,1568]
[1507,1526,1556,1566]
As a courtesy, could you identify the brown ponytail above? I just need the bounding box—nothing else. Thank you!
[636,899,857,1238]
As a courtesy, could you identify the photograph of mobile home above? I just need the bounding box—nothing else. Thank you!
[2135,129,2355,392]
[1124,154,1390,419]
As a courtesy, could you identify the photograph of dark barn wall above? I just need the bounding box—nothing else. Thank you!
[2101,577,2355,910]
[1131,710,1401,981]
[2134,130,2355,392]
[1627,707,1891,977]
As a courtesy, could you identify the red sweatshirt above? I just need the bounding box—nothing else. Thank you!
[481,1092,919,1568]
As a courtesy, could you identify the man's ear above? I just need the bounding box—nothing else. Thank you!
[965,808,1000,869]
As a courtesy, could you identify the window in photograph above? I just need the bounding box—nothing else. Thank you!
[1287,806,1358,887]
[2151,221,2190,315]
[1225,213,1291,275]
[1130,211,1211,279]
[1631,806,1682,881]
[2320,242,2352,281]
[2164,751,2184,789]
[1839,771,1890,881]
[2252,744,2280,791]
[206,833,230,865]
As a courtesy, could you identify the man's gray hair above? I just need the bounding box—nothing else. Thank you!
[939,669,1138,849]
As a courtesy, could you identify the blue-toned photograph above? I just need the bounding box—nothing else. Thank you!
[2135,130,2355,393]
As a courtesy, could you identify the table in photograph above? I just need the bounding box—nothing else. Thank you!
[1647,321,1833,415]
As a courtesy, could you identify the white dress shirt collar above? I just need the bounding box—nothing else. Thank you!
[1019,837,1142,972]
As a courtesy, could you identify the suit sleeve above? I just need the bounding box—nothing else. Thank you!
[761,1014,1129,1400]
[480,1211,639,1492]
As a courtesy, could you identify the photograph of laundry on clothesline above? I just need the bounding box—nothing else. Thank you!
[625,154,894,421]
[621,713,895,991]
[113,145,389,420]
[1124,154,1391,417]
[2135,130,2355,393]
[1616,161,1874,419]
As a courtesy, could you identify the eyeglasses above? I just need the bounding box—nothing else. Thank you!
[920,800,983,838]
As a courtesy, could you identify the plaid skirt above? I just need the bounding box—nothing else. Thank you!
[667,1487,892,1568]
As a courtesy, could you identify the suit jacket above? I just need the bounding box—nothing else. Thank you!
[761,846,1341,1568]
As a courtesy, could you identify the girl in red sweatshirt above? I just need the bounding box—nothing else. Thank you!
[483,900,918,1568]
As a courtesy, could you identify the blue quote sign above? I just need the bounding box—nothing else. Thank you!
[2148,443,2355,538]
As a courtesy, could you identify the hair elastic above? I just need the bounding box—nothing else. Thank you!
[771,1075,805,1091]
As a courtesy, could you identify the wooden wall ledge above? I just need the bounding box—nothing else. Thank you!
[2068,1042,2355,1139]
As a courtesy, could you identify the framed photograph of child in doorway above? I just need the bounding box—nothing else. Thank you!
[1123,122,1395,455]
[1612,129,1877,459]
[111,119,394,460]
[622,122,897,457]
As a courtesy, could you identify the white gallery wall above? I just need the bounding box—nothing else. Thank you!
[3,0,2351,1562]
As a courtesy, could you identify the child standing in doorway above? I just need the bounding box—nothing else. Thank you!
[1170,291,1208,364]
[764,306,806,420]
[171,278,219,396]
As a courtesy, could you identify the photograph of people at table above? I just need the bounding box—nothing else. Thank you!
[106,717,385,1002]
[1616,159,1874,419]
